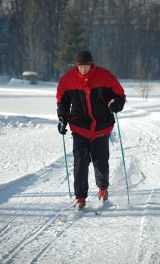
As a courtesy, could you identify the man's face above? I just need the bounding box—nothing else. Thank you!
[77,65,91,75]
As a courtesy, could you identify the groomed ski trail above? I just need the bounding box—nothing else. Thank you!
[0,115,160,264]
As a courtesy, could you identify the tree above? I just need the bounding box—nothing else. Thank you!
[54,7,89,75]
[135,79,152,101]
[1,0,160,80]
[37,0,69,80]
[0,0,8,74]
[134,49,153,101]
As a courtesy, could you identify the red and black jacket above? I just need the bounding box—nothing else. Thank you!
[56,64,126,141]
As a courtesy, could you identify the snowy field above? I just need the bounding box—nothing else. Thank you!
[0,76,160,264]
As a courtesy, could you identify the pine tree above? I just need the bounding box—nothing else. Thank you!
[54,7,88,74]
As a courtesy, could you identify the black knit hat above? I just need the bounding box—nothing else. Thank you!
[75,51,93,65]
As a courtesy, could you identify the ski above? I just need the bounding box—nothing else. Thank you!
[74,204,85,211]
[95,199,109,215]
[71,198,116,215]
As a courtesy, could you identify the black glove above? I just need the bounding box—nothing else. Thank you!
[108,99,120,113]
[57,117,68,135]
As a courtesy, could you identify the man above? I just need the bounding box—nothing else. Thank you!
[56,51,126,209]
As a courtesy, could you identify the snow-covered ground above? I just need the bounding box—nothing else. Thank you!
[0,76,160,264]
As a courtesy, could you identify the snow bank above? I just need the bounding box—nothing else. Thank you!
[22,71,38,77]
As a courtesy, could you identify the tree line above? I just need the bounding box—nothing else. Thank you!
[0,0,160,81]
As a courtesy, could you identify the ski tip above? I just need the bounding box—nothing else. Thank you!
[74,204,85,211]
[95,210,102,215]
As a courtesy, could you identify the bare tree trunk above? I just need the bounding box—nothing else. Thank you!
[1,0,160,80]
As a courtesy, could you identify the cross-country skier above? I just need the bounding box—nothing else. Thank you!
[56,51,126,209]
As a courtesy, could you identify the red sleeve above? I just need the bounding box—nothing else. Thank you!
[105,70,125,97]
[56,77,65,103]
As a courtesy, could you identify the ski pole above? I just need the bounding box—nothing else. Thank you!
[62,134,72,197]
[114,113,130,204]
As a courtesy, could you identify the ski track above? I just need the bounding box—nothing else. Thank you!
[1,203,79,264]
[0,164,96,264]
[135,189,160,264]
[118,115,160,264]
[0,110,160,263]
[0,147,95,264]
[0,156,75,264]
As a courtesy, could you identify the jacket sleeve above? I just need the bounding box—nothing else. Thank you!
[56,78,71,119]
[104,70,126,112]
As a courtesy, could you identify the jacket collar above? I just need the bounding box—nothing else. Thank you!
[74,63,97,83]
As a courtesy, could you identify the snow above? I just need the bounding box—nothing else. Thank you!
[0,77,160,264]
[22,72,38,77]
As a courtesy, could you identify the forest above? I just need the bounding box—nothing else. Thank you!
[0,0,160,81]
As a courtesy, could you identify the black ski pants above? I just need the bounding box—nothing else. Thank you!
[72,133,110,199]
